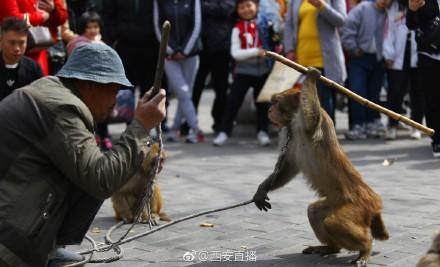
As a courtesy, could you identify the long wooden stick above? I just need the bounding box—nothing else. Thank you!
[265,51,435,137]
[151,21,171,97]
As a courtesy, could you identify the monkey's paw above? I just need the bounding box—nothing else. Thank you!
[306,67,322,80]
[353,259,368,267]
[116,212,134,223]
[351,256,368,267]
[141,212,159,226]
[302,245,340,256]
[253,188,271,212]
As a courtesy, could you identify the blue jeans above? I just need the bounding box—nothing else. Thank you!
[347,53,384,127]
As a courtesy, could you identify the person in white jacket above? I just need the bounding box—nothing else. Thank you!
[383,0,424,139]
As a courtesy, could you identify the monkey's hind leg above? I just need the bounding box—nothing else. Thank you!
[303,199,341,256]
[324,206,373,266]
[112,193,135,223]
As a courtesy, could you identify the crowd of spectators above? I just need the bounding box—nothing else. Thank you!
[0,0,439,157]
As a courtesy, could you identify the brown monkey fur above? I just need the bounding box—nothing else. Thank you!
[112,142,171,224]
[253,68,389,266]
[417,231,440,267]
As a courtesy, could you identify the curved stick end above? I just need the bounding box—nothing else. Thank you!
[163,20,171,30]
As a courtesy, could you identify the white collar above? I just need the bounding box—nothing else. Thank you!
[5,63,19,69]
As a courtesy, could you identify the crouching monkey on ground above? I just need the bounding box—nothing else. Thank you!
[112,142,171,224]
[253,68,389,266]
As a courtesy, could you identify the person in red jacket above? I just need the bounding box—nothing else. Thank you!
[0,0,68,75]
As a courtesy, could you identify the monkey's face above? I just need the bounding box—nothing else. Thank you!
[142,143,166,174]
[269,88,300,128]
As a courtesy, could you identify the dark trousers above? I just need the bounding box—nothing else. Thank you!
[192,50,230,132]
[387,37,424,127]
[418,54,440,144]
[116,41,159,96]
[219,74,270,136]
[387,68,423,126]
[116,41,169,126]
[316,68,335,123]
[348,53,385,126]
[409,70,425,124]
[56,187,103,245]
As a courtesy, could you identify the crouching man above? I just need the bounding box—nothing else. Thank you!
[0,43,166,267]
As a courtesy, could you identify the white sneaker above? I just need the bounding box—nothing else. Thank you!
[385,127,397,140]
[257,131,271,146]
[345,124,367,140]
[367,119,385,138]
[410,129,422,140]
[213,132,228,146]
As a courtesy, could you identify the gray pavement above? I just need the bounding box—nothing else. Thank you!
[69,90,440,267]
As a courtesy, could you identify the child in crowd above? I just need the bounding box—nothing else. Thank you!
[340,0,392,140]
[66,11,103,55]
[66,12,112,150]
[213,0,274,146]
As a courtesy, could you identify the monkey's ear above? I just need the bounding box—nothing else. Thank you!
[281,90,300,109]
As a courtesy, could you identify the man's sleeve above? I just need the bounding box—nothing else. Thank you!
[283,2,296,53]
[43,111,150,199]
[0,0,45,25]
[46,0,68,27]
[340,5,362,55]
[183,0,202,55]
[319,0,346,27]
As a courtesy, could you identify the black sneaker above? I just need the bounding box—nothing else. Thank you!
[432,143,440,158]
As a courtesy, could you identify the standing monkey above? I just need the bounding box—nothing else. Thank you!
[253,68,389,266]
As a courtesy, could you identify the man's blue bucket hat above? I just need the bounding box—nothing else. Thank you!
[56,43,133,88]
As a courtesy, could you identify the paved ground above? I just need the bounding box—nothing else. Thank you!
[69,90,440,267]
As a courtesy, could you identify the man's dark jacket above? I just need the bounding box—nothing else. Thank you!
[153,0,202,56]
[102,0,157,47]
[201,0,235,53]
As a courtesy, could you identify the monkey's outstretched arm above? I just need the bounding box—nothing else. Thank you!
[261,153,299,192]
[300,68,322,134]
[253,152,299,211]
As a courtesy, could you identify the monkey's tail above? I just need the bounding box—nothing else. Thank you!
[371,213,389,240]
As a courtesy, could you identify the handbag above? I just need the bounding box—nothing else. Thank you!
[48,30,67,74]
[416,0,440,53]
[24,13,54,52]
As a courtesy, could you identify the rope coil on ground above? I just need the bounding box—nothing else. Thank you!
[67,200,253,265]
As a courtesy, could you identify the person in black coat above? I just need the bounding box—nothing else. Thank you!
[191,0,235,133]
[0,17,42,102]
[407,0,440,157]
[102,0,159,96]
